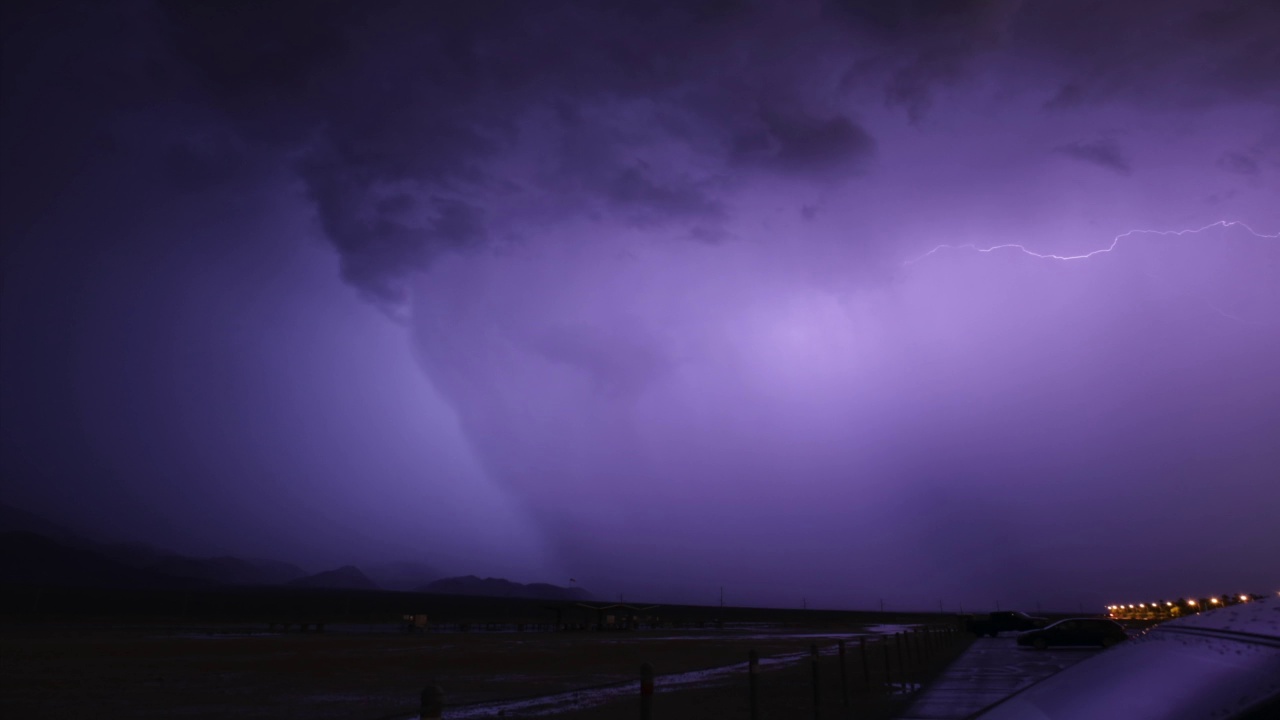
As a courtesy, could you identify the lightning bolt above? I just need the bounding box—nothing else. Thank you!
[903,219,1280,327]
[903,220,1279,266]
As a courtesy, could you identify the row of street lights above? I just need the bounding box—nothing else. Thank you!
[1106,593,1262,620]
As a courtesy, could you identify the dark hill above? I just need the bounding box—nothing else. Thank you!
[287,565,378,590]
[0,531,186,588]
[0,502,86,545]
[0,503,311,588]
[364,561,442,591]
[417,575,592,601]
[148,555,306,586]
[96,541,168,569]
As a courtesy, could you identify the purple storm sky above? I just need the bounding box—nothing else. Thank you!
[3,1,1278,611]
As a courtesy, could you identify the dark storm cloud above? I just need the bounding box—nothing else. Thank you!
[158,1,532,302]
[149,0,913,305]
[305,190,490,307]
[148,0,1277,304]
[1015,0,1280,107]
[1178,1,1280,99]
[1054,139,1133,175]
[732,109,877,177]
[604,166,723,227]
[0,0,169,239]
[829,0,1021,121]
[160,130,251,193]
[430,200,490,249]
[1042,82,1086,111]
[1217,151,1261,176]
[832,0,1280,116]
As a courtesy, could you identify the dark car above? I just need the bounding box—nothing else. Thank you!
[1017,617,1127,649]
[967,611,1049,637]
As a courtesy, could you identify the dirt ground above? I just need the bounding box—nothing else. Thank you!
[0,620,971,719]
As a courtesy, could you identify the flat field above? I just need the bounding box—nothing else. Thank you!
[1,618,970,720]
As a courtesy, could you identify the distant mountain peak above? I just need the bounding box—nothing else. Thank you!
[362,560,442,591]
[416,575,591,601]
[146,554,306,586]
[286,565,378,590]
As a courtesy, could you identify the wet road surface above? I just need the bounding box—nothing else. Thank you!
[897,636,1103,719]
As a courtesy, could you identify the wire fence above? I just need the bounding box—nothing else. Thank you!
[414,625,966,720]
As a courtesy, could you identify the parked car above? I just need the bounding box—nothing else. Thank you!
[967,611,1049,637]
[977,597,1280,719]
[1017,617,1128,649]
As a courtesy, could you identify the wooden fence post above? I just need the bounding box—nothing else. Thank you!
[810,644,821,720]
[420,686,444,720]
[860,636,870,688]
[912,630,922,680]
[641,663,654,720]
[895,633,905,683]
[882,638,893,694]
[903,631,913,680]
[838,639,849,707]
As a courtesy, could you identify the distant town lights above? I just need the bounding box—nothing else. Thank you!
[1239,595,1249,602]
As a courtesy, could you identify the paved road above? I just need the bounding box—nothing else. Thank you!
[897,637,1102,719]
